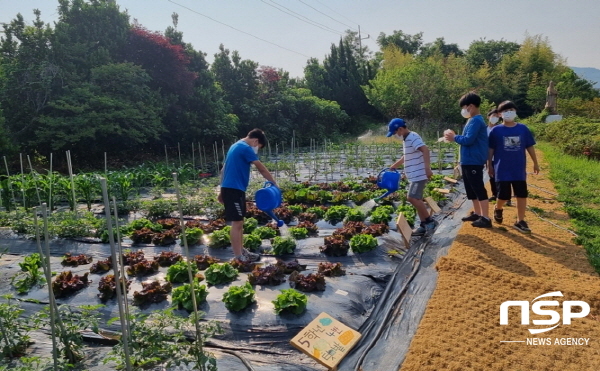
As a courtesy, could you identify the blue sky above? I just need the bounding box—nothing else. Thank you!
[2,0,600,78]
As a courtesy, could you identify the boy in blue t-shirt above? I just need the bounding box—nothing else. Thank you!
[218,129,277,261]
[445,92,492,228]
[488,100,540,233]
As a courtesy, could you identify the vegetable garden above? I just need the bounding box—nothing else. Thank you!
[0,140,462,371]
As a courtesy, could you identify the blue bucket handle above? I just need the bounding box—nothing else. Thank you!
[377,167,399,182]
[264,181,276,188]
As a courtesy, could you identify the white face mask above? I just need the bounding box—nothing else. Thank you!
[393,134,403,141]
[489,116,499,125]
[252,146,259,154]
[501,111,517,122]
[461,108,471,118]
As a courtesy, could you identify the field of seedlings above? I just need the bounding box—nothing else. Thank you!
[0,140,463,371]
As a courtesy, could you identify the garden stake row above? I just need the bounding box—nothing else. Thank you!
[34,205,59,370]
[27,154,43,207]
[3,156,16,210]
[100,178,132,371]
[66,150,77,214]
[112,196,132,343]
[173,172,207,368]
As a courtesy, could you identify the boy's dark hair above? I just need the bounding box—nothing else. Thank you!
[459,92,481,108]
[487,109,498,117]
[497,100,518,113]
[248,128,267,147]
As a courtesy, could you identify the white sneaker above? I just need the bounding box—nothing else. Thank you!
[241,248,260,262]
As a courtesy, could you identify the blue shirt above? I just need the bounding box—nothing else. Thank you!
[488,123,536,181]
[454,115,488,166]
[221,140,259,191]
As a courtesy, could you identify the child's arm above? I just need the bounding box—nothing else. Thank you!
[526,146,540,174]
[418,145,433,179]
[487,148,495,177]
[252,160,277,185]
[452,120,482,146]
[390,156,405,169]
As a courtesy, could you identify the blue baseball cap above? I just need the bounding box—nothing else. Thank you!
[386,118,406,137]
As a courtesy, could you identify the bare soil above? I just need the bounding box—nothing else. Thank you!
[400,151,600,371]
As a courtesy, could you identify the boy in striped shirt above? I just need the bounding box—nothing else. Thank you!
[388,118,438,236]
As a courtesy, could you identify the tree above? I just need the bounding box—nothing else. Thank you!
[376,30,423,55]
[304,39,379,120]
[124,26,197,96]
[160,24,238,147]
[33,63,165,158]
[364,50,470,126]
[419,37,463,58]
[0,10,57,146]
[52,0,130,80]
[465,39,520,68]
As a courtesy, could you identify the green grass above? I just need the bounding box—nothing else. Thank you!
[538,142,600,273]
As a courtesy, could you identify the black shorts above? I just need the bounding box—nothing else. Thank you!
[221,187,246,221]
[461,165,488,201]
[496,181,527,200]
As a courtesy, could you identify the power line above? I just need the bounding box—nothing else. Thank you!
[167,0,311,58]
[261,0,343,36]
[312,0,371,35]
[296,0,357,32]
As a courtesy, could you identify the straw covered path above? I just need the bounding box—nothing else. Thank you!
[400,150,600,371]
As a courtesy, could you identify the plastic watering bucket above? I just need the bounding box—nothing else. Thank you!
[376,168,401,199]
[255,181,285,227]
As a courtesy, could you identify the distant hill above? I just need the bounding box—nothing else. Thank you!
[571,67,600,88]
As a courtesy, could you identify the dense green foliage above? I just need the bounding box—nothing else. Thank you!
[528,117,600,160]
[537,143,600,273]
[0,0,350,160]
[1,1,597,165]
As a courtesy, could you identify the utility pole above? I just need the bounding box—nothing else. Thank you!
[357,25,370,59]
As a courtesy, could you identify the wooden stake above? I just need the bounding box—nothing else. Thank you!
[396,213,413,248]
[35,205,59,371]
[19,153,26,208]
[112,196,132,343]
[444,176,458,184]
[100,178,132,371]
[173,173,204,344]
[27,155,42,207]
[424,196,441,216]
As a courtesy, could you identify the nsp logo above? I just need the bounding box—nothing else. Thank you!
[500,291,590,334]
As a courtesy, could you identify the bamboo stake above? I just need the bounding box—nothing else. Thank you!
[221,140,226,163]
[34,206,59,370]
[104,152,108,175]
[178,142,182,168]
[202,145,207,172]
[19,154,26,208]
[3,156,16,210]
[164,145,169,168]
[49,153,53,211]
[66,151,77,214]
[111,196,132,343]
[173,172,203,343]
[192,142,196,178]
[27,155,42,207]
[100,179,132,371]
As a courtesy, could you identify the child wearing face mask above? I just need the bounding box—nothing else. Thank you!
[488,100,540,233]
[387,118,438,236]
[444,92,492,228]
[218,128,277,261]
[487,109,500,202]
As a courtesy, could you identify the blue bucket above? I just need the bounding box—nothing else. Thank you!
[376,168,401,199]
[255,182,285,227]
